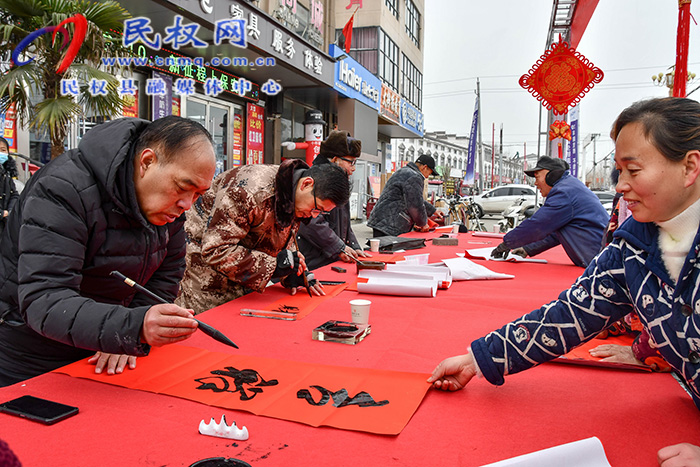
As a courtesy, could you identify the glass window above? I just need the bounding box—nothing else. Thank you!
[401,54,423,109]
[405,0,421,48]
[336,27,378,74]
[385,0,398,18]
[378,29,399,90]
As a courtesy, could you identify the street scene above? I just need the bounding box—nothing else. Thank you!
[1,1,700,466]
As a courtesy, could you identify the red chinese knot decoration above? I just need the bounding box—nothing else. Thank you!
[520,38,603,115]
[549,120,571,141]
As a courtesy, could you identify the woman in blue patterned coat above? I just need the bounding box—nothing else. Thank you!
[428,97,700,466]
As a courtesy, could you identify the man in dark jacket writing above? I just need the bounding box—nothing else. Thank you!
[491,156,609,267]
[367,154,441,237]
[0,116,217,386]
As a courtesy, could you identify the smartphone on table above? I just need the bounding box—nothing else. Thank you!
[0,395,79,425]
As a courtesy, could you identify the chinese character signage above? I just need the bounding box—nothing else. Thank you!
[233,112,243,166]
[399,98,424,137]
[151,71,173,120]
[0,104,17,151]
[122,90,139,118]
[246,103,264,164]
[380,83,400,123]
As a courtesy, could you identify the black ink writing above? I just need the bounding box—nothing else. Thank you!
[195,366,278,401]
[297,385,389,408]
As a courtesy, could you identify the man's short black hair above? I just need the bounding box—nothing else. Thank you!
[134,116,213,164]
[306,163,350,206]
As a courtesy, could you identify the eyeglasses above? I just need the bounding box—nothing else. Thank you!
[338,156,357,166]
[311,186,332,216]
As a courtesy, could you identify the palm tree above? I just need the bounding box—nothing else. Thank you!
[0,0,132,159]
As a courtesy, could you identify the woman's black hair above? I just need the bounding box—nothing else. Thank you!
[305,163,350,207]
[611,97,700,162]
[0,137,10,151]
[134,115,213,164]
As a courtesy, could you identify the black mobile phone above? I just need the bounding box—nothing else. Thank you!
[0,395,79,425]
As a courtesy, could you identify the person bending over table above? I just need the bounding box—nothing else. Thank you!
[490,156,609,267]
[0,117,217,387]
[367,154,443,237]
[296,130,371,270]
[429,97,700,466]
[176,161,349,314]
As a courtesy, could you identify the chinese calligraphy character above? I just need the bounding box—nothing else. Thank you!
[261,79,282,96]
[204,78,223,97]
[117,78,137,96]
[297,386,389,408]
[272,30,283,54]
[285,38,295,59]
[303,50,313,70]
[163,15,207,50]
[146,77,166,96]
[214,18,247,48]
[123,17,162,49]
[196,65,207,82]
[310,0,324,30]
[247,13,261,40]
[174,78,196,96]
[88,78,108,96]
[346,0,362,9]
[229,3,243,19]
[313,56,323,75]
[60,79,79,96]
[231,78,251,96]
[194,367,279,401]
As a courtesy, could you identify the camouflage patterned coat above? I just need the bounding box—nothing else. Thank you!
[177,159,307,313]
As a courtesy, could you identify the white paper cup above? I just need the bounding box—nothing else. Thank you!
[492,224,500,233]
[452,224,459,234]
[350,299,371,324]
[369,238,380,252]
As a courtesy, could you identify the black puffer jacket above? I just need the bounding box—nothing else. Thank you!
[0,164,18,236]
[296,156,360,270]
[0,118,186,385]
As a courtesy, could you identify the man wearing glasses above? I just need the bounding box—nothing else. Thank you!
[296,130,372,270]
[176,159,350,314]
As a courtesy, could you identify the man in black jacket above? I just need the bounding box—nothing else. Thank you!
[368,154,441,237]
[296,130,371,270]
[0,116,217,386]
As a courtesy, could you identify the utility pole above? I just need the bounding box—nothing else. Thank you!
[477,78,483,192]
[583,133,600,187]
[499,123,503,184]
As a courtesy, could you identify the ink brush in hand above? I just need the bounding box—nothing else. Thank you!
[110,271,239,349]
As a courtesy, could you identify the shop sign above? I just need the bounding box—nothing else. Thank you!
[380,83,400,123]
[233,112,243,166]
[399,98,424,137]
[162,0,334,86]
[246,103,265,164]
[329,44,380,111]
[0,103,17,151]
[151,71,173,120]
[122,89,139,118]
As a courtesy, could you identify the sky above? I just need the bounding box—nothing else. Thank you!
[422,0,700,178]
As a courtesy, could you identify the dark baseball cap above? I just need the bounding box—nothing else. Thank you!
[524,156,569,177]
[415,154,439,176]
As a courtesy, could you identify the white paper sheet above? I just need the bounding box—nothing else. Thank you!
[480,436,611,467]
[472,231,506,238]
[442,257,514,280]
[356,276,437,297]
[465,247,547,263]
[383,264,452,288]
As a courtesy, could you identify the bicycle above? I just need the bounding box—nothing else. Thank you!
[444,196,486,231]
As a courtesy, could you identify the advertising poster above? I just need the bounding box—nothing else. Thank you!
[0,103,17,151]
[246,103,265,164]
[122,90,139,118]
[233,113,243,166]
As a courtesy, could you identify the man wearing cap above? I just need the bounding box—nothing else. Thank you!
[368,154,442,237]
[297,130,372,270]
[491,156,609,267]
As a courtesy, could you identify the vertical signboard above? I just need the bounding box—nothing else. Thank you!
[233,112,243,166]
[246,103,265,164]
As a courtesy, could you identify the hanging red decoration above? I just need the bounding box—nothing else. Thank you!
[520,38,604,115]
[549,120,572,141]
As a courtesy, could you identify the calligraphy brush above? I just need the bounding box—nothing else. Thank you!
[110,271,239,349]
[291,235,313,297]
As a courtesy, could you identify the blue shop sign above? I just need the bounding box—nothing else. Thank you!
[329,44,380,111]
[399,98,424,137]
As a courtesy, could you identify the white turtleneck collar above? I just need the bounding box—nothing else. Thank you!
[656,197,700,283]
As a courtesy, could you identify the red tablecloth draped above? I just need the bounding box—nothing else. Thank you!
[1,231,698,466]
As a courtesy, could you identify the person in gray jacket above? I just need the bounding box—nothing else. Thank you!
[368,154,441,237]
[0,116,217,386]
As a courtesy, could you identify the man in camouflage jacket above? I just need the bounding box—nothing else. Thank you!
[177,159,349,314]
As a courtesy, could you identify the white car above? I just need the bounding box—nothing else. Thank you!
[466,184,537,218]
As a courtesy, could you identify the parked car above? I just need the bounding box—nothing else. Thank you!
[591,190,616,214]
[466,184,537,218]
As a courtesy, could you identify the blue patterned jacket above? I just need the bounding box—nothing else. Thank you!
[472,216,700,409]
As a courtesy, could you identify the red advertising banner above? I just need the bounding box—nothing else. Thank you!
[380,83,400,123]
[122,90,139,118]
[233,112,243,166]
[246,103,264,164]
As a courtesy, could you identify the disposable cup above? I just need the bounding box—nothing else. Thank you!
[452,224,459,234]
[369,238,380,252]
[350,299,371,324]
